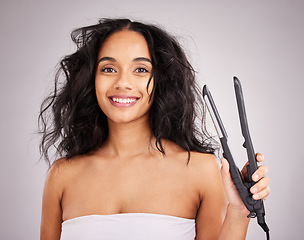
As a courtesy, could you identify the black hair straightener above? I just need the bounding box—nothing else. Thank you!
[202,77,270,239]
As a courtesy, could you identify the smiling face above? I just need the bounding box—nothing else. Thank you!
[95,30,154,125]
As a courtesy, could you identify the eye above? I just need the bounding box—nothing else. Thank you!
[101,67,116,73]
[135,68,149,73]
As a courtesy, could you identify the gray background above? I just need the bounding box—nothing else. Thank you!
[1,0,303,239]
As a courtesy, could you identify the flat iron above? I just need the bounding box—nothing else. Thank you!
[202,76,270,239]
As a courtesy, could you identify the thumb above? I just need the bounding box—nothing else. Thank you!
[221,159,249,213]
[220,158,235,190]
[221,158,230,179]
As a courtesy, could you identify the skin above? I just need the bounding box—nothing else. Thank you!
[40,30,270,240]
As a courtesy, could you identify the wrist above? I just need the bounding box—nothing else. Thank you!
[218,204,250,240]
[226,203,251,221]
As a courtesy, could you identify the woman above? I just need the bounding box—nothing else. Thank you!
[39,18,270,240]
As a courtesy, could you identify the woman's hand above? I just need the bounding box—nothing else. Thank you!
[242,153,270,201]
[220,153,270,215]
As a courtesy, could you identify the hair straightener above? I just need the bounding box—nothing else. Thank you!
[202,77,270,239]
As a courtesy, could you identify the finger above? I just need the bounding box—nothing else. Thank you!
[250,177,270,195]
[221,158,230,178]
[220,158,244,206]
[256,153,264,163]
[241,153,264,182]
[220,158,235,189]
[252,165,268,182]
[252,186,270,200]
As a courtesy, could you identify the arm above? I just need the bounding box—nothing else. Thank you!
[40,160,65,240]
[218,153,269,240]
[195,153,269,240]
[194,155,227,240]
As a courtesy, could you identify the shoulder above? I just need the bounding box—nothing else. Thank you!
[48,156,86,174]
[187,152,223,198]
[190,153,227,239]
[162,140,220,173]
[189,151,220,168]
[188,151,221,176]
[41,157,87,239]
[45,155,90,193]
[43,158,67,199]
[163,140,221,187]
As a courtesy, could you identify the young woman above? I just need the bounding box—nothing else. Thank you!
[39,18,270,240]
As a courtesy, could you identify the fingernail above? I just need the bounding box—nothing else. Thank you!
[251,187,258,194]
[253,174,259,181]
[253,194,259,199]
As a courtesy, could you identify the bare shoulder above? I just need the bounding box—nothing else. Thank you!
[41,156,86,240]
[46,155,89,187]
[162,140,220,172]
[189,153,227,239]
[187,152,222,197]
[188,151,221,175]
[44,156,90,200]
[162,140,221,191]
[49,156,84,174]
[45,158,66,189]
[43,158,67,201]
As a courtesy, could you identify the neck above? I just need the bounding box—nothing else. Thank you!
[103,117,155,158]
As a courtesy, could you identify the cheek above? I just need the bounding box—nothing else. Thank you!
[95,79,109,107]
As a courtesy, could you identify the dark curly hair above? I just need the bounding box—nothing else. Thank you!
[39,18,216,165]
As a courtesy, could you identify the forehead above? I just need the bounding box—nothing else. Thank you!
[98,30,151,59]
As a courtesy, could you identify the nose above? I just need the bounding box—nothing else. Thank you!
[113,71,133,90]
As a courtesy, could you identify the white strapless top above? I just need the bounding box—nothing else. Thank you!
[60,213,196,240]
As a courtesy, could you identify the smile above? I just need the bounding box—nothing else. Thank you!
[109,96,139,108]
[112,97,137,103]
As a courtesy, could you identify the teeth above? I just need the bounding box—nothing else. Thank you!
[112,97,137,103]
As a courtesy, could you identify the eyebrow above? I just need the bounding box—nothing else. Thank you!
[97,56,152,65]
[97,57,116,64]
[133,57,152,64]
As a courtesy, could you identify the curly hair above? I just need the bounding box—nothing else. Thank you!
[39,18,216,165]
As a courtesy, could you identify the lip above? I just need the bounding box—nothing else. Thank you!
[108,95,139,108]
